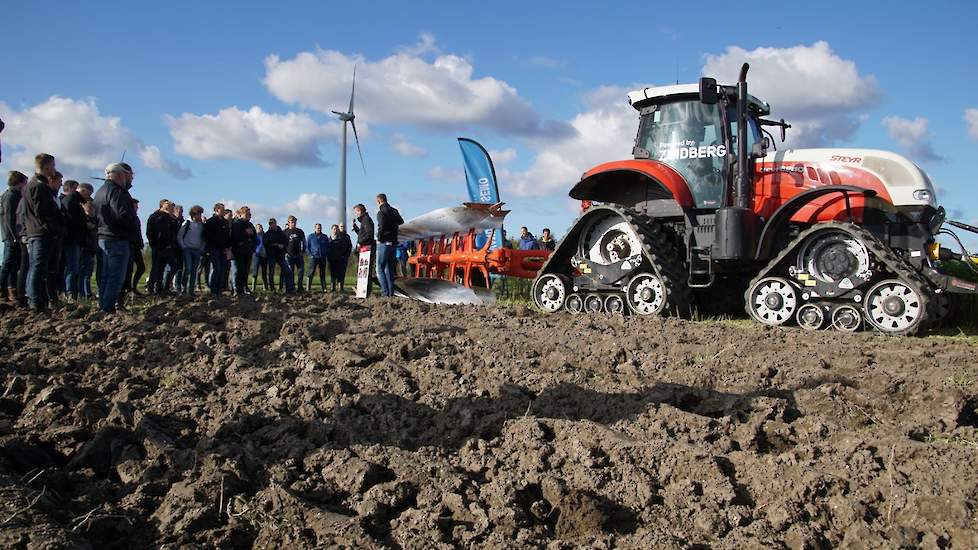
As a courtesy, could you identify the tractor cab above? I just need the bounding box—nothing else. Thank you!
[629,84,769,210]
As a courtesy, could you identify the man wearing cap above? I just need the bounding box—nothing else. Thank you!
[23,154,66,312]
[92,162,139,313]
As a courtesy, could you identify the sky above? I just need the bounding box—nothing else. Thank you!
[2,0,977,247]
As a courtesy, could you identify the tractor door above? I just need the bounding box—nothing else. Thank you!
[635,100,728,209]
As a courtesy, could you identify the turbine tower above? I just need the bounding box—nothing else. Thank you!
[332,65,366,226]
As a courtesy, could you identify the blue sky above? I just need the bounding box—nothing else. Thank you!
[2,0,977,246]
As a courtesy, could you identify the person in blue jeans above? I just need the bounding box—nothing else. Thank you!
[0,171,27,302]
[251,223,269,291]
[177,205,206,295]
[374,193,403,297]
[61,180,87,300]
[23,154,66,312]
[92,163,139,313]
[306,223,330,291]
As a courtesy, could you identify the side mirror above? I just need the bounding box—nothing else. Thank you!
[780,118,789,142]
[699,77,719,104]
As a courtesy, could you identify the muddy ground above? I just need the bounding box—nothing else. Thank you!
[0,294,976,549]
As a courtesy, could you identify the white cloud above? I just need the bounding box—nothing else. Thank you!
[427,165,464,182]
[139,145,192,179]
[285,192,339,222]
[391,133,427,158]
[503,86,639,197]
[702,41,880,147]
[489,147,517,165]
[166,106,337,168]
[396,32,438,57]
[0,96,190,179]
[882,116,943,163]
[262,35,573,138]
[966,108,978,141]
[222,192,340,231]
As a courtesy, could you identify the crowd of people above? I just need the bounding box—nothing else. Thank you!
[0,153,403,314]
[0,152,560,314]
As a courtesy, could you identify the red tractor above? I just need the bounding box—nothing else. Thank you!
[531,64,977,335]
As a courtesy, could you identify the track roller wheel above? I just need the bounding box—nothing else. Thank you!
[864,279,925,335]
[532,274,568,313]
[625,273,666,315]
[747,277,798,326]
[604,294,626,315]
[583,294,603,313]
[831,305,862,332]
[565,293,583,314]
[796,304,825,331]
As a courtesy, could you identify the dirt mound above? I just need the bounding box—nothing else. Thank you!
[1,295,976,548]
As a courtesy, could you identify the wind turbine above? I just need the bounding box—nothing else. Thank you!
[332,65,366,226]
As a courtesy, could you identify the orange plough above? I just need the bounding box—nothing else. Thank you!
[409,227,550,288]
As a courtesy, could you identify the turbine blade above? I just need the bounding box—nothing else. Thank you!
[348,64,357,114]
[351,120,366,175]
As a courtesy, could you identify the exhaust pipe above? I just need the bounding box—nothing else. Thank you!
[735,63,751,210]
[714,63,760,260]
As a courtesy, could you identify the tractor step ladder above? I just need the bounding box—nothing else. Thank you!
[687,246,714,288]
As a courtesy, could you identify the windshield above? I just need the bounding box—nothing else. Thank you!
[635,101,727,208]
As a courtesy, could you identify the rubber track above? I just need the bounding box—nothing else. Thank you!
[620,209,693,315]
[746,221,933,335]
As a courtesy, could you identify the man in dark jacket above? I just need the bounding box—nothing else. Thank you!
[121,198,146,300]
[24,154,66,311]
[538,228,557,251]
[203,203,231,295]
[374,193,404,297]
[60,180,87,300]
[92,162,139,313]
[146,199,180,295]
[1,171,27,301]
[263,218,293,293]
[230,206,257,296]
[352,204,375,249]
[329,223,352,291]
[283,216,306,292]
[306,223,330,292]
[46,172,68,304]
[352,203,375,296]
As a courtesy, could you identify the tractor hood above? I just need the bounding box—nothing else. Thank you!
[759,148,937,209]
